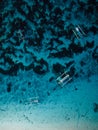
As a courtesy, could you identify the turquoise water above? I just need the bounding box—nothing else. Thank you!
[0,0,98,130]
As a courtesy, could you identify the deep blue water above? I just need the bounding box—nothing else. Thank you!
[0,0,98,129]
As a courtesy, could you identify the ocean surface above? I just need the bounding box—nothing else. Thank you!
[0,0,98,130]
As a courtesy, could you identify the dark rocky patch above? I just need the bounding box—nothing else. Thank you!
[28,82,31,86]
[50,47,72,58]
[80,60,86,66]
[93,103,98,112]
[8,64,19,76]
[74,73,79,78]
[88,0,97,5]
[85,41,94,49]
[86,6,94,15]
[54,7,62,16]
[12,18,27,31]
[65,60,74,68]
[49,77,55,82]
[37,27,45,38]
[4,56,15,65]
[69,66,76,77]
[69,43,84,54]
[92,46,98,62]
[33,58,48,75]
[7,82,12,93]
[52,63,65,74]
[89,26,98,35]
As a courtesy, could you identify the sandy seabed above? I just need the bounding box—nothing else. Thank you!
[0,76,98,130]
